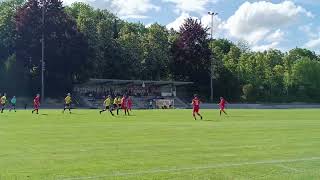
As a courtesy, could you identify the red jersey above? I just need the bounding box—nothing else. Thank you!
[121,97,127,107]
[34,96,40,105]
[192,98,200,107]
[128,98,132,107]
[219,99,227,107]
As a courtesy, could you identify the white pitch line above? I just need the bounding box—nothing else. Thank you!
[276,164,301,173]
[60,156,320,180]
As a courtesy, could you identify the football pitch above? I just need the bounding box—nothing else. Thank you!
[1,109,320,180]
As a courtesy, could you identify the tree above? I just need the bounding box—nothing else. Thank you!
[0,0,23,61]
[291,58,320,101]
[171,18,211,96]
[0,0,24,93]
[15,0,88,96]
[66,3,121,79]
[208,39,242,101]
[142,23,170,80]
[117,22,146,79]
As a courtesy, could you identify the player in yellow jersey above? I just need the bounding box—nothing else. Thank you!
[1,93,7,113]
[113,95,121,115]
[99,95,114,116]
[63,93,72,114]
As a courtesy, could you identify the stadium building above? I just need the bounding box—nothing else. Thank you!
[73,79,193,109]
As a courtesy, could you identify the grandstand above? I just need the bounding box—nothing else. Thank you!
[73,79,193,109]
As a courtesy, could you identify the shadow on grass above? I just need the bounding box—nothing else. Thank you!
[202,119,223,122]
[69,113,88,116]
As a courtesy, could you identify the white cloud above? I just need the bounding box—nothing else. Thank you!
[299,24,319,38]
[166,12,224,38]
[266,29,285,42]
[163,0,216,14]
[300,24,320,53]
[201,14,222,29]
[224,1,313,45]
[121,15,150,19]
[166,12,193,30]
[111,0,160,19]
[252,42,279,51]
[201,14,224,38]
[304,38,320,53]
[64,0,160,19]
[305,38,320,49]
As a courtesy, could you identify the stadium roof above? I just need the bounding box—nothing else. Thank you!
[77,79,193,87]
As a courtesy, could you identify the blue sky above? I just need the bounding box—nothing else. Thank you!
[63,0,320,53]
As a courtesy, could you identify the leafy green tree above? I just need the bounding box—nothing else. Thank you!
[291,58,320,101]
[208,39,241,100]
[0,0,23,61]
[0,0,24,94]
[142,23,170,80]
[15,0,88,96]
[171,18,211,96]
[117,22,146,79]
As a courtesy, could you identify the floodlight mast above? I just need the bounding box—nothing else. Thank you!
[41,0,45,102]
[208,11,218,102]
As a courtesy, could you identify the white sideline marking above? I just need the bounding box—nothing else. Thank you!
[60,157,320,180]
[276,164,301,172]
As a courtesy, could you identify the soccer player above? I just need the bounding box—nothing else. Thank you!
[127,96,133,111]
[218,97,228,116]
[121,95,129,116]
[63,93,72,114]
[99,95,114,116]
[32,94,40,114]
[9,96,17,112]
[1,93,7,113]
[117,96,122,113]
[113,96,121,115]
[191,94,203,120]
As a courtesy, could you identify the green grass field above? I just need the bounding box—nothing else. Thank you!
[1,109,320,180]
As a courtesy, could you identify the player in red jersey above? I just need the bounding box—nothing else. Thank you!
[121,95,129,116]
[218,97,228,116]
[127,96,133,112]
[191,94,203,120]
[32,94,40,114]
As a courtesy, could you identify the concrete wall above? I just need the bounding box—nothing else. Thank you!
[200,103,320,109]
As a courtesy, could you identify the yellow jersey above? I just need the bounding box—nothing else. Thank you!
[104,98,112,106]
[114,98,121,105]
[1,96,6,104]
[65,96,72,104]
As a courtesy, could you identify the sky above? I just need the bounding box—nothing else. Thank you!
[62,0,320,53]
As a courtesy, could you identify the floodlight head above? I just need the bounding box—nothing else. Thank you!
[208,11,218,16]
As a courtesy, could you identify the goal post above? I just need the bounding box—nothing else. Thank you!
[155,99,174,109]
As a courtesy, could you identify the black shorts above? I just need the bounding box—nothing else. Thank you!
[65,103,71,108]
[1,103,6,107]
[105,106,110,110]
[113,104,118,108]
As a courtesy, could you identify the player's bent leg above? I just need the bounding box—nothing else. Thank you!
[193,111,197,120]
[197,112,203,120]
[109,109,114,116]
[223,109,227,115]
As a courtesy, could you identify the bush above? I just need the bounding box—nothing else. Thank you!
[242,84,254,102]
